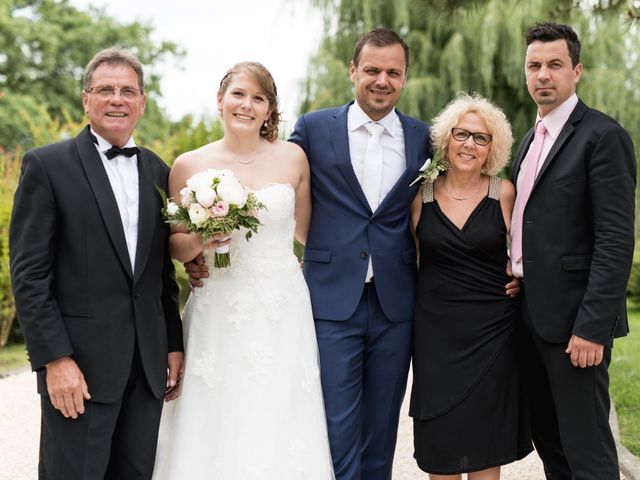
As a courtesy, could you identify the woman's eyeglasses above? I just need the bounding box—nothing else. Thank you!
[451,128,492,146]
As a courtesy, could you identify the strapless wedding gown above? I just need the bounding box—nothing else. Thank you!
[153,183,334,479]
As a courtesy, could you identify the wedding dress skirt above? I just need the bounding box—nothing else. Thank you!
[153,183,334,479]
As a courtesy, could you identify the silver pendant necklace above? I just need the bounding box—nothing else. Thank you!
[442,177,484,201]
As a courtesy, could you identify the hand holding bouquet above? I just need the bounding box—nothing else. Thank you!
[158,169,265,268]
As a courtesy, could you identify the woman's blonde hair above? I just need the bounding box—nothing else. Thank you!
[430,92,513,175]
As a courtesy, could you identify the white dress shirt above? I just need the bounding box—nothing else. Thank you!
[348,101,406,208]
[91,129,139,272]
[512,94,579,278]
[347,102,406,282]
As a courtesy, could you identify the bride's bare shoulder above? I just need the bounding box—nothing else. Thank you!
[172,141,225,171]
[271,140,307,165]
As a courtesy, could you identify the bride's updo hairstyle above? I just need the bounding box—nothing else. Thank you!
[218,61,281,141]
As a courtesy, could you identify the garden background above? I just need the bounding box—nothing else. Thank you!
[1,0,639,456]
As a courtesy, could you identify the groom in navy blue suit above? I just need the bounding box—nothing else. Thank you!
[290,28,431,480]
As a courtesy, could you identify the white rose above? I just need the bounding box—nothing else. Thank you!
[195,186,217,208]
[188,203,210,226]
[217,178,247,207]
[166,202,180,216]
[186,170,215,191]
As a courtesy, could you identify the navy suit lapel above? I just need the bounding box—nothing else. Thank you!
[133,150,156,283]
[376,112,425,212]
[330,102,371,211]
[76,127,133,279]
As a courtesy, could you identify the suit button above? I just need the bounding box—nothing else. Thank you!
[360,251,369,259]
[368,218,374,224]
[134,292,140,299]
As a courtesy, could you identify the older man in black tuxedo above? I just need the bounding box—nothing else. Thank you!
[10,47,183,480]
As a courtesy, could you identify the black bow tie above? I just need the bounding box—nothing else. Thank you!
[104,145,140,160]
[90,131,140,160]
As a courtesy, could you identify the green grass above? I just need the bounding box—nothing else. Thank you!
[610,304,640,456]
[0,343,28,375]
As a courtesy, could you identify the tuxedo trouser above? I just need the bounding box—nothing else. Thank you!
[39,344,164,480]
[315,282,412,480]
[520,292,619,480]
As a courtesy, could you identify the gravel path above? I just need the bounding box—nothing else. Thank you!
[0,369,625,479]
[1,369,39,480]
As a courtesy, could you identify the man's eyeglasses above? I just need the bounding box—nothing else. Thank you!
[87,86,141,99]
[451,128,492,146]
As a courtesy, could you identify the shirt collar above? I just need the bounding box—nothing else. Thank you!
[348,100,400,137]
[90,128,137,152]
[536,93,578,141]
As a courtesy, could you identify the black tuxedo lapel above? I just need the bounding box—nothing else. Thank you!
[76,127,133,279]
[330,103,371,211]
[133,150,156,283]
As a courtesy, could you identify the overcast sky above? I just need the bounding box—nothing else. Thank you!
[71,0,325,126]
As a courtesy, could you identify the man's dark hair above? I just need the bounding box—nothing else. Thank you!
[525,22,581,67]
[352,27,409,71]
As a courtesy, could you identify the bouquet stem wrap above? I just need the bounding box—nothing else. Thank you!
[214,236,231,268]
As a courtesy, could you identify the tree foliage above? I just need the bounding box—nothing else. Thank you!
[0,0,184,149]
[302,0,640,165]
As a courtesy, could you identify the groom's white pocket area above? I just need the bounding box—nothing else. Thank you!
[303,248,332,263]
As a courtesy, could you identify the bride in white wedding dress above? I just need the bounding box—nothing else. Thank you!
[153,62,334,479]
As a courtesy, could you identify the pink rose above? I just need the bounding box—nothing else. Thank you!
[180,187,192,208]
[211,200,230,217]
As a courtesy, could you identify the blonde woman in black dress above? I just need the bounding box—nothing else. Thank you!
[410,93,532,479]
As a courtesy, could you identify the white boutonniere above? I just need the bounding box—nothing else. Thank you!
[409,157,446,187]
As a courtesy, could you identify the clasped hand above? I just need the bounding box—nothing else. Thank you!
[196,232,231,252]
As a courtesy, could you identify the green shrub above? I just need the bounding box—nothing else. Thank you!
[627,247,640,300]
[0,149,21,346]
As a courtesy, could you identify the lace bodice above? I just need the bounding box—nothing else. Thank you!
[202,182,300,279]
[193,183,305,324]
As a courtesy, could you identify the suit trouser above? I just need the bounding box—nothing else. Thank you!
[520,292,619,480]
[39,345,164,480]
[315,282,412,480]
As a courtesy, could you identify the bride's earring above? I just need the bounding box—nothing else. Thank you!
[263,119,268,128]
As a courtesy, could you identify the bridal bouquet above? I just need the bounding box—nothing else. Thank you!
[158,169,265,268]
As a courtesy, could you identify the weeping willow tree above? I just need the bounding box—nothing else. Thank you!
[301,0,640,159]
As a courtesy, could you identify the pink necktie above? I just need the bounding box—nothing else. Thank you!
[510,120,547,263]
